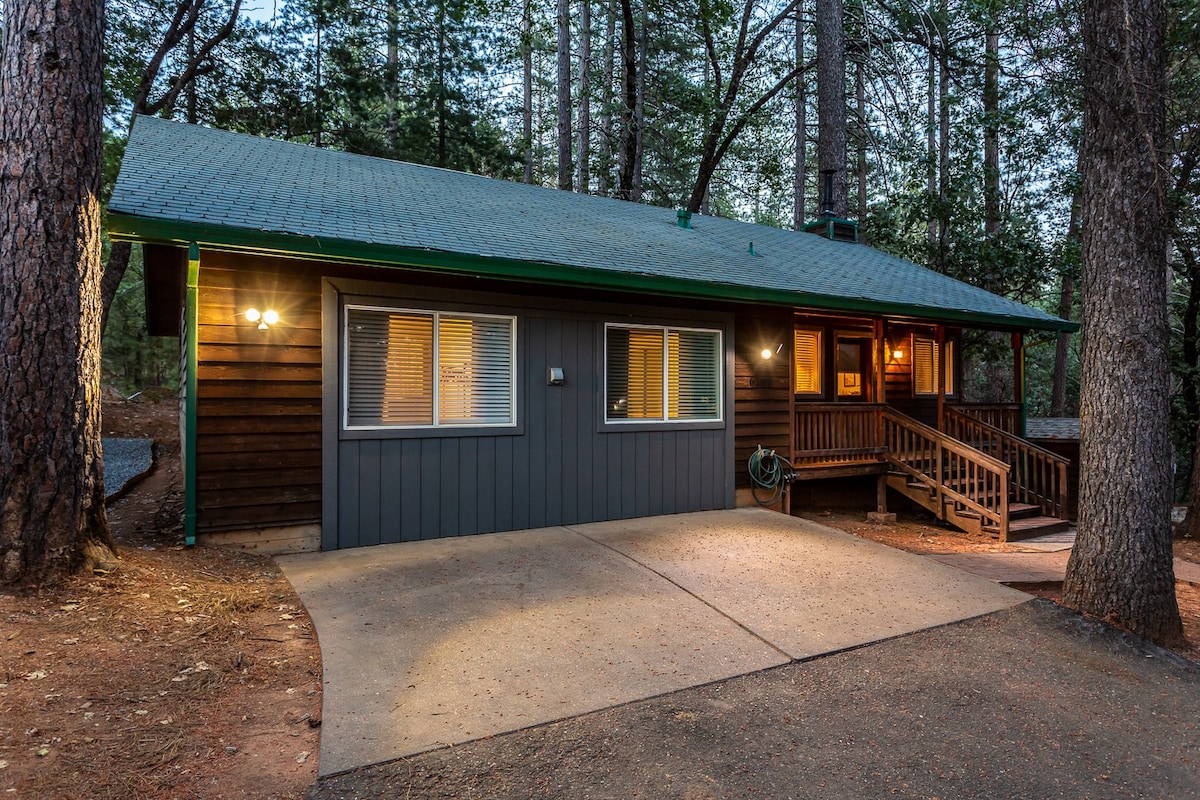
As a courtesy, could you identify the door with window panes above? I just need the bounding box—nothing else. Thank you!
[834,334,874,402]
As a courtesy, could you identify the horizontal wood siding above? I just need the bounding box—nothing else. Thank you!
[195,252,323,532]
[733,311,792,488]
[332,290,734,547]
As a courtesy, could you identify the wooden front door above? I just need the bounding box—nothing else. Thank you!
[835,335,874,402]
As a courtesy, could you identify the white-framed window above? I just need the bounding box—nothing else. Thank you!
[794,328,823,395]
[913,335,954,396]
[344,304,516,429]
[605,323,722,423]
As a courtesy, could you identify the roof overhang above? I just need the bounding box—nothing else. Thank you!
[109,213,1081,334]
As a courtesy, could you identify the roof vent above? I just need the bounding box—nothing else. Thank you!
[676,209,692,229]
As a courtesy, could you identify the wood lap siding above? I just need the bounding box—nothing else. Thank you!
[195,252,323,532]
[733,311,792,488]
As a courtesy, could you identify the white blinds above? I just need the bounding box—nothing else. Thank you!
[668,330,720,419]
[438,316,514,424]
[607,325,721,422]
[345,307,514,428]
[913,335,953,395]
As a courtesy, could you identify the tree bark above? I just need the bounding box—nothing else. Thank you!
[815,0,847,216]
[616,0,637,200]
[1051,183,1082,417]
[595,0,616,195]
[577,0,591,192]
[556,0,572,190]
[1063,0,1183,647]
[0,0,117,583]
[631,5,647,202]
[855,57,866,235]
[983,27,1000,238]
[793,9,806,230]
[522,0,534,184]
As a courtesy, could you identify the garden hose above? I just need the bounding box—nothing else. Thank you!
[747,446,796,507]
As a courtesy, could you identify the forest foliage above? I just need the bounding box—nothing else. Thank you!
[99,0,1200,493]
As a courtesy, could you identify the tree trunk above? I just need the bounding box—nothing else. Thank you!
[556,0,572,190]
[855,57,866,234]
[793,10,806,230]
[577,0,591,192]
[616,0,637,200]
[983,27,1000,238]
[1063,0,1183,647]
[815,0,846,216]
[937,19,950,271]
[925,7,937,252]
[1051,184,1082,417]
[631,5,647,202]
[386,0,400,155]
[0,0,117,583]
[522,0,534,184]
[596,0,616,195]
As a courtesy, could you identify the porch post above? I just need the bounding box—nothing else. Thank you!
[936,323,946,430]
[1012,330,1026,437]
[874,318,886,403]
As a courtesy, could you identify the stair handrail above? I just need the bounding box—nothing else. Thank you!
[882,407,1010,531]
[942,406,1070,520]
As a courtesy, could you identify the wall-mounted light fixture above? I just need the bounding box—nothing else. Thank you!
[760,343,784,360]
[244,308,280,331]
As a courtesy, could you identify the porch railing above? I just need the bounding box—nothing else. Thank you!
[882,408,1010,532]
[792,403,885,468]
[942,406,1070,520]
[947,402,1021,435]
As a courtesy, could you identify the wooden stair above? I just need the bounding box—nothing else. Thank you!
[882,407,1073,542]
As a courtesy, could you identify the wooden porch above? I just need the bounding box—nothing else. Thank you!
[791,403,1071,541]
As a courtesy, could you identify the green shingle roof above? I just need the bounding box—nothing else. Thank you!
[108,115,1074,332]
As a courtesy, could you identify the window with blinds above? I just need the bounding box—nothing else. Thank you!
[606,324,721,422]
[344,306,515,429]
[913,335,954,396]
[794,329,822,394]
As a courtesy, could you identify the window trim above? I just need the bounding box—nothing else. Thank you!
[603,322,724,425]
[342,303,518,431]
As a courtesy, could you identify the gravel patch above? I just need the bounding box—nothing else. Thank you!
[103,437,154,501]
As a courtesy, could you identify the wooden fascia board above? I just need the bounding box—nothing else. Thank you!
[106,212,1081,334]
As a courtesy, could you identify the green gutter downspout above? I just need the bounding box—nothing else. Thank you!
[184,243,200,546]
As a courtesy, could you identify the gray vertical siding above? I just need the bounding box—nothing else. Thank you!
[327,280,735,548]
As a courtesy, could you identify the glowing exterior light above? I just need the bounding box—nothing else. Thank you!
[761,348,773,360]
[262,309,279,325]
[245,308,261,322]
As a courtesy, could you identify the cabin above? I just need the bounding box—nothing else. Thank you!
[107,116,1077,553]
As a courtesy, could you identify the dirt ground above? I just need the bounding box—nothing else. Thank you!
[0,392,322,798]
[815,509,1200,663]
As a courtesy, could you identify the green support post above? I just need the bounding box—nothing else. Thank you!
[184,243,200,546]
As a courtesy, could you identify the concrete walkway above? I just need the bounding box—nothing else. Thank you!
[278,509,1027,776]
[929,550,1200,585]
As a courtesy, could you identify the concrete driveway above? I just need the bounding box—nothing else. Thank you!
[278,508,1028,776]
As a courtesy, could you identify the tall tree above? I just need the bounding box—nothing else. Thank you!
[793,8,807,229]
[816,0,847,215]
[101,0,242,332]
[576,0,592,191]
[0,0,118,582]
[1063,0,1184,646]
[556,0,572,188]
